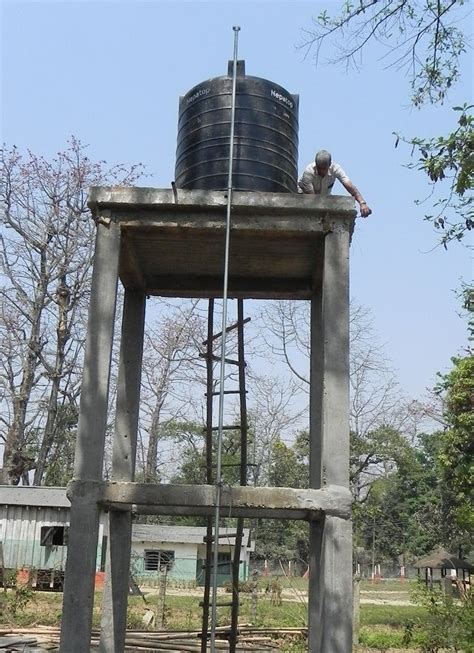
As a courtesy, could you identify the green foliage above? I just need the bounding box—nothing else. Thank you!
[396,105,473,246]
[268,437,308,489]
[0,578,36,622]
[404,582,474,652]
[436,355,474,531]
[43,404,78,486]
[359,628,406,650]
[254,516,309,562]
[171,422,248,487]
[354,429,471,562]
[460,284,474,341]
[361,604,428,626]
[350,426,412,496]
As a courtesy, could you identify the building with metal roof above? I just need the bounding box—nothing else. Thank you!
[0,486,253,587]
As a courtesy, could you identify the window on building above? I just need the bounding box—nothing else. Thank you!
[144,550,175,572]
[217,552,231,574]
[40,526,68,546]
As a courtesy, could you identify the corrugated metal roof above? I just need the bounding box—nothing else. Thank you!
[0,486,69,508]
[0,488,254,550]
[131,525,252,548]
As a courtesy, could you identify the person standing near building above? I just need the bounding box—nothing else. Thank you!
[298,149,372,218]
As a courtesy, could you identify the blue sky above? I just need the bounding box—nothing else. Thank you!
[1,0,472,401]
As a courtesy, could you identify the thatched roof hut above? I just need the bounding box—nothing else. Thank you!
[413,546,472,590]
[414,547,473,572]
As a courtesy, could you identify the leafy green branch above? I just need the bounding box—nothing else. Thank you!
[395,104,473,247]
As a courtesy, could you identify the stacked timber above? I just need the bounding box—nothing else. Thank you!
[0,626,307,651]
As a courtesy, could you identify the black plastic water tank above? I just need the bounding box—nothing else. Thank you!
[175,61,299,192]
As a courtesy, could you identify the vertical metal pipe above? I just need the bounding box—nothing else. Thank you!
[210,25,240,653]
[201,299,215,652]
[229,299,248,652]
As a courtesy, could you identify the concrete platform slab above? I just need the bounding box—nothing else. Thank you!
[88,187,355,299]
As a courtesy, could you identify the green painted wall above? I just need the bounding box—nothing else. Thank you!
[131,556,197,582]
[3,538,67,570]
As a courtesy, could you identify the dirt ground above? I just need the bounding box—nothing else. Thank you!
[146,585,414,606]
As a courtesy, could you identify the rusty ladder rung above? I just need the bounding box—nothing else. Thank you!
[204,532,238,542]
[200,600,234,608]
[205,389,246,396]
[202,560,243,569]
[202,317,251,346]
[199,352,243,367]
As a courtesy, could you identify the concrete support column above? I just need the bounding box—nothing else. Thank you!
[60,219,120,653]
[100,290,146,652]
[308,228,352,653]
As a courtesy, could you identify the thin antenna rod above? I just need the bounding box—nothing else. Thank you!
[210,25,240,653]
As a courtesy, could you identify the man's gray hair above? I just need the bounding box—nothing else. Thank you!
[315,150,332,166]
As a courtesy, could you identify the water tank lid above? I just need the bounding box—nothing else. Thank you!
[227,59,246,77]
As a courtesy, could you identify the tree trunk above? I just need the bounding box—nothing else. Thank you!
[1,267,47,484]
[33,276,70,484]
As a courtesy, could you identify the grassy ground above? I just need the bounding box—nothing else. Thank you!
[0,579,442,651]
[360,580,412,592]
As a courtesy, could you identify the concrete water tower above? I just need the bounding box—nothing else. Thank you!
[59,59,355,653]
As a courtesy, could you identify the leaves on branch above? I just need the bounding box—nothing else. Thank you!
[299,0,471,247]
[394,105,473,247]
[300,0,468,107]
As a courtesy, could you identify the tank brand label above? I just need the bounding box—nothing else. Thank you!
[186,88,210,104]
[270,89,294,109]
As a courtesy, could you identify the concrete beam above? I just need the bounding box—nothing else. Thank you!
[67,481,352,521]
[88,186,356,219]
[117,211,334,233]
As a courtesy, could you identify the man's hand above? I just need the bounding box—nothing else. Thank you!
[341,179,372,218]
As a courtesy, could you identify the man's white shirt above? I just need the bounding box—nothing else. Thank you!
[298,162,349,195]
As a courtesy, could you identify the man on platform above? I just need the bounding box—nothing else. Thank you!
[298,149,372,218]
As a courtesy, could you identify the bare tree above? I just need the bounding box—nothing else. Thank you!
[260,299,409,498]
[0,139,144,484]
[139,301,206,482]
[299,0,468,108]
[248,375,306,487]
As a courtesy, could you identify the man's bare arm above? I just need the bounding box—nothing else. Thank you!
[341,179,372,217]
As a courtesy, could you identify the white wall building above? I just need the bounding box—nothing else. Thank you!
[0,486,253,587]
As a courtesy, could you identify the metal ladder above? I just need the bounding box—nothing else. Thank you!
[200,298,249,653]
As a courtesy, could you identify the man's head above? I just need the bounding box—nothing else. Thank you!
[314,150,332,177]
